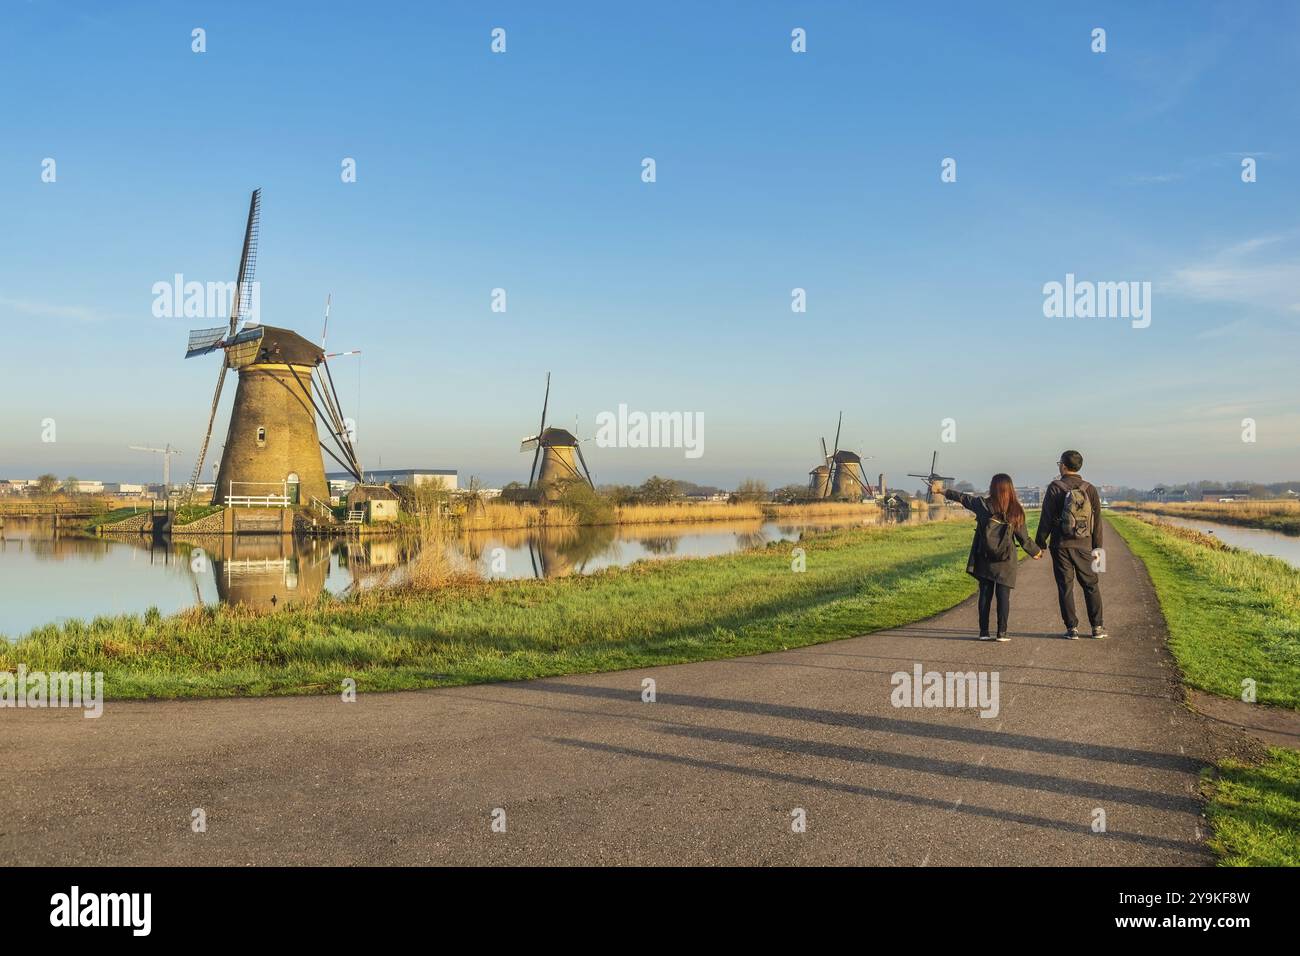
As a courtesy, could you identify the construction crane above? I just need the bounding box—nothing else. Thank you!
[129,444,183,494]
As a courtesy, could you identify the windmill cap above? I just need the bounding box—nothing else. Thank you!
[248,325,325,366]
[540,427,579,446]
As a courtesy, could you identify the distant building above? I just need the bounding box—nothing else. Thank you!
[329,469,457,491]
[103,482,147,497]
[1200,489,1250,502]
[68,480,104,494]
[1016,486,1042,507]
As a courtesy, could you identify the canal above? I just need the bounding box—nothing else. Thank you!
[1,510,955,639]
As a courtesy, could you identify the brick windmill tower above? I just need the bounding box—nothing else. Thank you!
[184,189,362,510]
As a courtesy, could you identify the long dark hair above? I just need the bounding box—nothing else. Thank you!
[988,474,1026,529]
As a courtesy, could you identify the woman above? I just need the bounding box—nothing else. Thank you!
[932,474,1042,642]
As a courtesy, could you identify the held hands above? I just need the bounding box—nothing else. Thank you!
[1032,551,1044,560]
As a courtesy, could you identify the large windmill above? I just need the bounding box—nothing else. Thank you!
[183,189,363,509]
[908,450,955,504]
[518,373,594,500]
[812,412,875,500]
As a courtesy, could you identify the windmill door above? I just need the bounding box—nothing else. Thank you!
[286,473,300,505]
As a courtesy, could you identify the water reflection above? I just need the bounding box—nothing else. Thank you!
[1,507,954,638]
[1155,515,1300,569]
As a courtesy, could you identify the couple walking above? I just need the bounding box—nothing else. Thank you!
[931,449,1106,642]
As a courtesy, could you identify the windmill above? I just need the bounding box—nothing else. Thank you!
[518,373,594,499]
[183,189,363,509]
[807,436,832,499]
[129,444,183,493]
[814,412,876,500]
[908,450,955,504]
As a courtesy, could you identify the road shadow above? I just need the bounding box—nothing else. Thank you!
[549,736,1210,859]
[511,681,1205,773]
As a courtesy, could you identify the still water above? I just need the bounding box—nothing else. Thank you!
[1156,516,1300,569]
[0,510,950,639]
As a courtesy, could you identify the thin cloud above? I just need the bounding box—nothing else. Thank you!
[1166,235,1300,313]
[0,297,113,323]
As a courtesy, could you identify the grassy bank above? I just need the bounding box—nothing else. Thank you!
[1110,513,1300,866]
[1206,747,1300,866]
[0,520,977,700]
[1109,513,1299,708]
[1116,500,1300,535]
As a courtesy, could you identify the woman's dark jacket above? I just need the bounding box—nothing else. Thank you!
[942,489,1041,587]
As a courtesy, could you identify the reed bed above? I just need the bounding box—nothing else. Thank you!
[766,501,883,521]
[1116,499,1300,535]
[459,499,890,532]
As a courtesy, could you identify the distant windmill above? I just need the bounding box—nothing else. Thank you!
[518,373,594,499]
[812,412,875,500]
[182,189,363,507]
[908,450,955,504]
[129,444,183,492]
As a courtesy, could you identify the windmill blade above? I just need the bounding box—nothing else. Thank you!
[185,362,229,502]
[574,443,596,488]
[230,188,261,335]
[320,293,332,348]
[537,372,551,438]
[527,445,542,487]
[832,412,842,456]
[931,451,939,476]
[185,326,229,358]
[821,437,829,464]
[519,436,541,453]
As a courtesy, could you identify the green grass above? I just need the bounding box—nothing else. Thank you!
[0,520,977,700]
[1111,513,1300,868]
[1206,748,1300,866]
[86,506,147,529]
[1110,513,1300,709]
[173,504,223,525]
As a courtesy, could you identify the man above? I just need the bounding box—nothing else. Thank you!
[1035,449,1106,640]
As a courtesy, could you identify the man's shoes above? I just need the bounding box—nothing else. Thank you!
[1063,628,1080,640]
[1091,626,1108,639]
[978,634,995,641]
[994,633,1011,642]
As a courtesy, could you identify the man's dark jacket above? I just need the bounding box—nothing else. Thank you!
[1035,474,1103,551]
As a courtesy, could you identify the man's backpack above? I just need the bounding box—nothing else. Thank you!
[980,515,1015,562]
[1055,481,1093,539]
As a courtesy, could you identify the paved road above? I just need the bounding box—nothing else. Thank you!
[4,522,1237,865]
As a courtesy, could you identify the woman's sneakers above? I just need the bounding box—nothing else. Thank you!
[1063,628,1080,640]
[994,633,1011,643]
[978,634,995,641]
[1091,626,1109,639]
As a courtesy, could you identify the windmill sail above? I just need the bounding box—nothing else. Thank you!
[183,188,262,501]
[186,326,229,358]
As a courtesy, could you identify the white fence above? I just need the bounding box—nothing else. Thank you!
[222,481,294,508]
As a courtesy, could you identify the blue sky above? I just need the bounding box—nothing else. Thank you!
[2,0,1298,491]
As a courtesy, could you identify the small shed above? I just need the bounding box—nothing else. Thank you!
[346,484,400,523]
